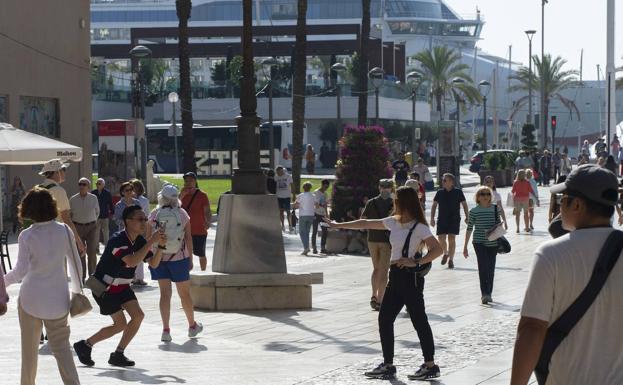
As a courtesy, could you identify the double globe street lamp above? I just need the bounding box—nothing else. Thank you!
[262,57,279,169]
[478,80,491,153]
[368,67,385,125]
[330,62,347,143]
[406,71,423,163]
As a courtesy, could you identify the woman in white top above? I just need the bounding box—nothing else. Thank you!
[4,188,82,385]
[327,186,443,380]
[294,182,317,255]
[146,185,203,342]
[483,176,508,230]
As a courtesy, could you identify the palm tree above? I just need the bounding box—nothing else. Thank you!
[358,0,371,126]
[176,0,195,172]
[412,46,481,120]
[509,54,580,148]
[291,0,307,195]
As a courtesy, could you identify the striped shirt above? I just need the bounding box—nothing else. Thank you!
[467,205,500,247]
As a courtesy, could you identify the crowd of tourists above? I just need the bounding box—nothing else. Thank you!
[0,159,210,384]
[2,145,623,384]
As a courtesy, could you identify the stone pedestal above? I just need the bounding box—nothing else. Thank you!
[194,194,320,310]
[190,272,322,311]
[212,194,286,274]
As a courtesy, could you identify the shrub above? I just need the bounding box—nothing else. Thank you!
[331,125,392,221]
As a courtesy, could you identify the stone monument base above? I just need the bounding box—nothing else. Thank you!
[190,272,323,311]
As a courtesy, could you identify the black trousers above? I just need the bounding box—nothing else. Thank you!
[312,214,328,251]
[473,243,498,296]
[379,266,435,364]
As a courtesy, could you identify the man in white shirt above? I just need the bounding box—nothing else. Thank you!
[275,166,294,232]
[39,159,85,255]
[312,179,331,254]
[511,164,623,385]
[70,177,100,281]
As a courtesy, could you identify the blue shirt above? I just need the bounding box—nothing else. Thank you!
[92,188,114,219]
[114,198,140,230]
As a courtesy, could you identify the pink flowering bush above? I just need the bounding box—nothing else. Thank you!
[331,125,392,220]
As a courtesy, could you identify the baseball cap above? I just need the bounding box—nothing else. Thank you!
[550,164,619,206]
[379,179,393,188]
[404,179,420,190]
[39,159,69,176]
[183,172,197,180]
[78,177,91,185]
[160,184,179,199]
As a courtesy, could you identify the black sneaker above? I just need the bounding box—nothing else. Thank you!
[364,362,396,379]
[108,352,135,367]
[73,340,95,367]
[407,364,440,380]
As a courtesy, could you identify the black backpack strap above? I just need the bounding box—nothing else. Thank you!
[401,222,418,258]
[534,230,623,384]
[184,189,200,212]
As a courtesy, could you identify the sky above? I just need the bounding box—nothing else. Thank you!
[447,0,623,80]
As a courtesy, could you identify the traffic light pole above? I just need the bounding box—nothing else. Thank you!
[551,116,557,154]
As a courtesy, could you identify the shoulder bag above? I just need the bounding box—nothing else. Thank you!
[183,189,200,212]
[402,222,432,277]
[534,230,623,385]
[63,226,93,318]
[490,205,511,254]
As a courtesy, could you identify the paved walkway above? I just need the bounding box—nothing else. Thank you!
[0,183,555,385]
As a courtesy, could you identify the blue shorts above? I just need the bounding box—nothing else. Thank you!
[278,198,291,211]
[149,258,191,282]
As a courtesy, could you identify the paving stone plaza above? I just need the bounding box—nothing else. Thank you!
[0,171,551,385]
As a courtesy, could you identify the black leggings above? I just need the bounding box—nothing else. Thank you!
[312,214,328,251]
[378,266,435,364]
[473,243,498,296]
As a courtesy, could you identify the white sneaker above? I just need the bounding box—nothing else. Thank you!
[161,330,172,342]
[188,322,203,338]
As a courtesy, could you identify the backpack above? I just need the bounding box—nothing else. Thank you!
[155,207,185,255]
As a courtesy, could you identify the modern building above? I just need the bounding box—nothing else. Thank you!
[0,1,92,206]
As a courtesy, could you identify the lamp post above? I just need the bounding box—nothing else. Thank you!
[262,58,279,169]
[406,71,422,163]
[331,62,347,145]
[525,30,536,126]
[478,80,491,152]
[452,78,465,184]
[541,0,548,148]
[168,92,180,174]
[368,67,385,125]
[129,44,152,183]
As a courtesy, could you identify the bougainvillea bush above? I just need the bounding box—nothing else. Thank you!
[331,125,393,221]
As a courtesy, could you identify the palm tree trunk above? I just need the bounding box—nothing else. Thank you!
[291,0,307,195]
[176,0,195,173]
[358,0,371,126]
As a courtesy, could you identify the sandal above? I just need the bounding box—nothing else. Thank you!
[370,296,378,310]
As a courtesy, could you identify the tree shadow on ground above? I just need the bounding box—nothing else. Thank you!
[92,367,186,384]
[157,338,208,354]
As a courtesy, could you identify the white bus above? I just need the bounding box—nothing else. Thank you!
[146,120,307,175]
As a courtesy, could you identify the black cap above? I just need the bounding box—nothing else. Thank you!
[550,164,619,206]
[183,172,197,180]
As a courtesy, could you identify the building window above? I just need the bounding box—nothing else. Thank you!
[19,96,60,138]
[0,96,7,123]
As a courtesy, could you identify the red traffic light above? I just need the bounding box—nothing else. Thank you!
[551,115,557,129]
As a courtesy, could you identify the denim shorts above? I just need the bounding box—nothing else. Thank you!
[149,258,191,282]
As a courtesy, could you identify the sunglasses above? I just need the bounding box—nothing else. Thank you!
[124,188,134,193]
[78,183,88,186]
[479,192,492,196]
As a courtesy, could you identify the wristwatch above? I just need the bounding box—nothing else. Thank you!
[157,244,167,250]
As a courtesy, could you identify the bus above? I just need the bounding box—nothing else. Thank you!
[146,120,307,175]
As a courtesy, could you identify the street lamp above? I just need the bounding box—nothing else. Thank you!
[262,57,279,169]
[452,77,465,184]
[368,67,385,125]
[478,80,491,152]
[129,44,152,183]
[406,71,422,163]
[525,30,536,126]
[331,62,347,144]
[168,92,180,174]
